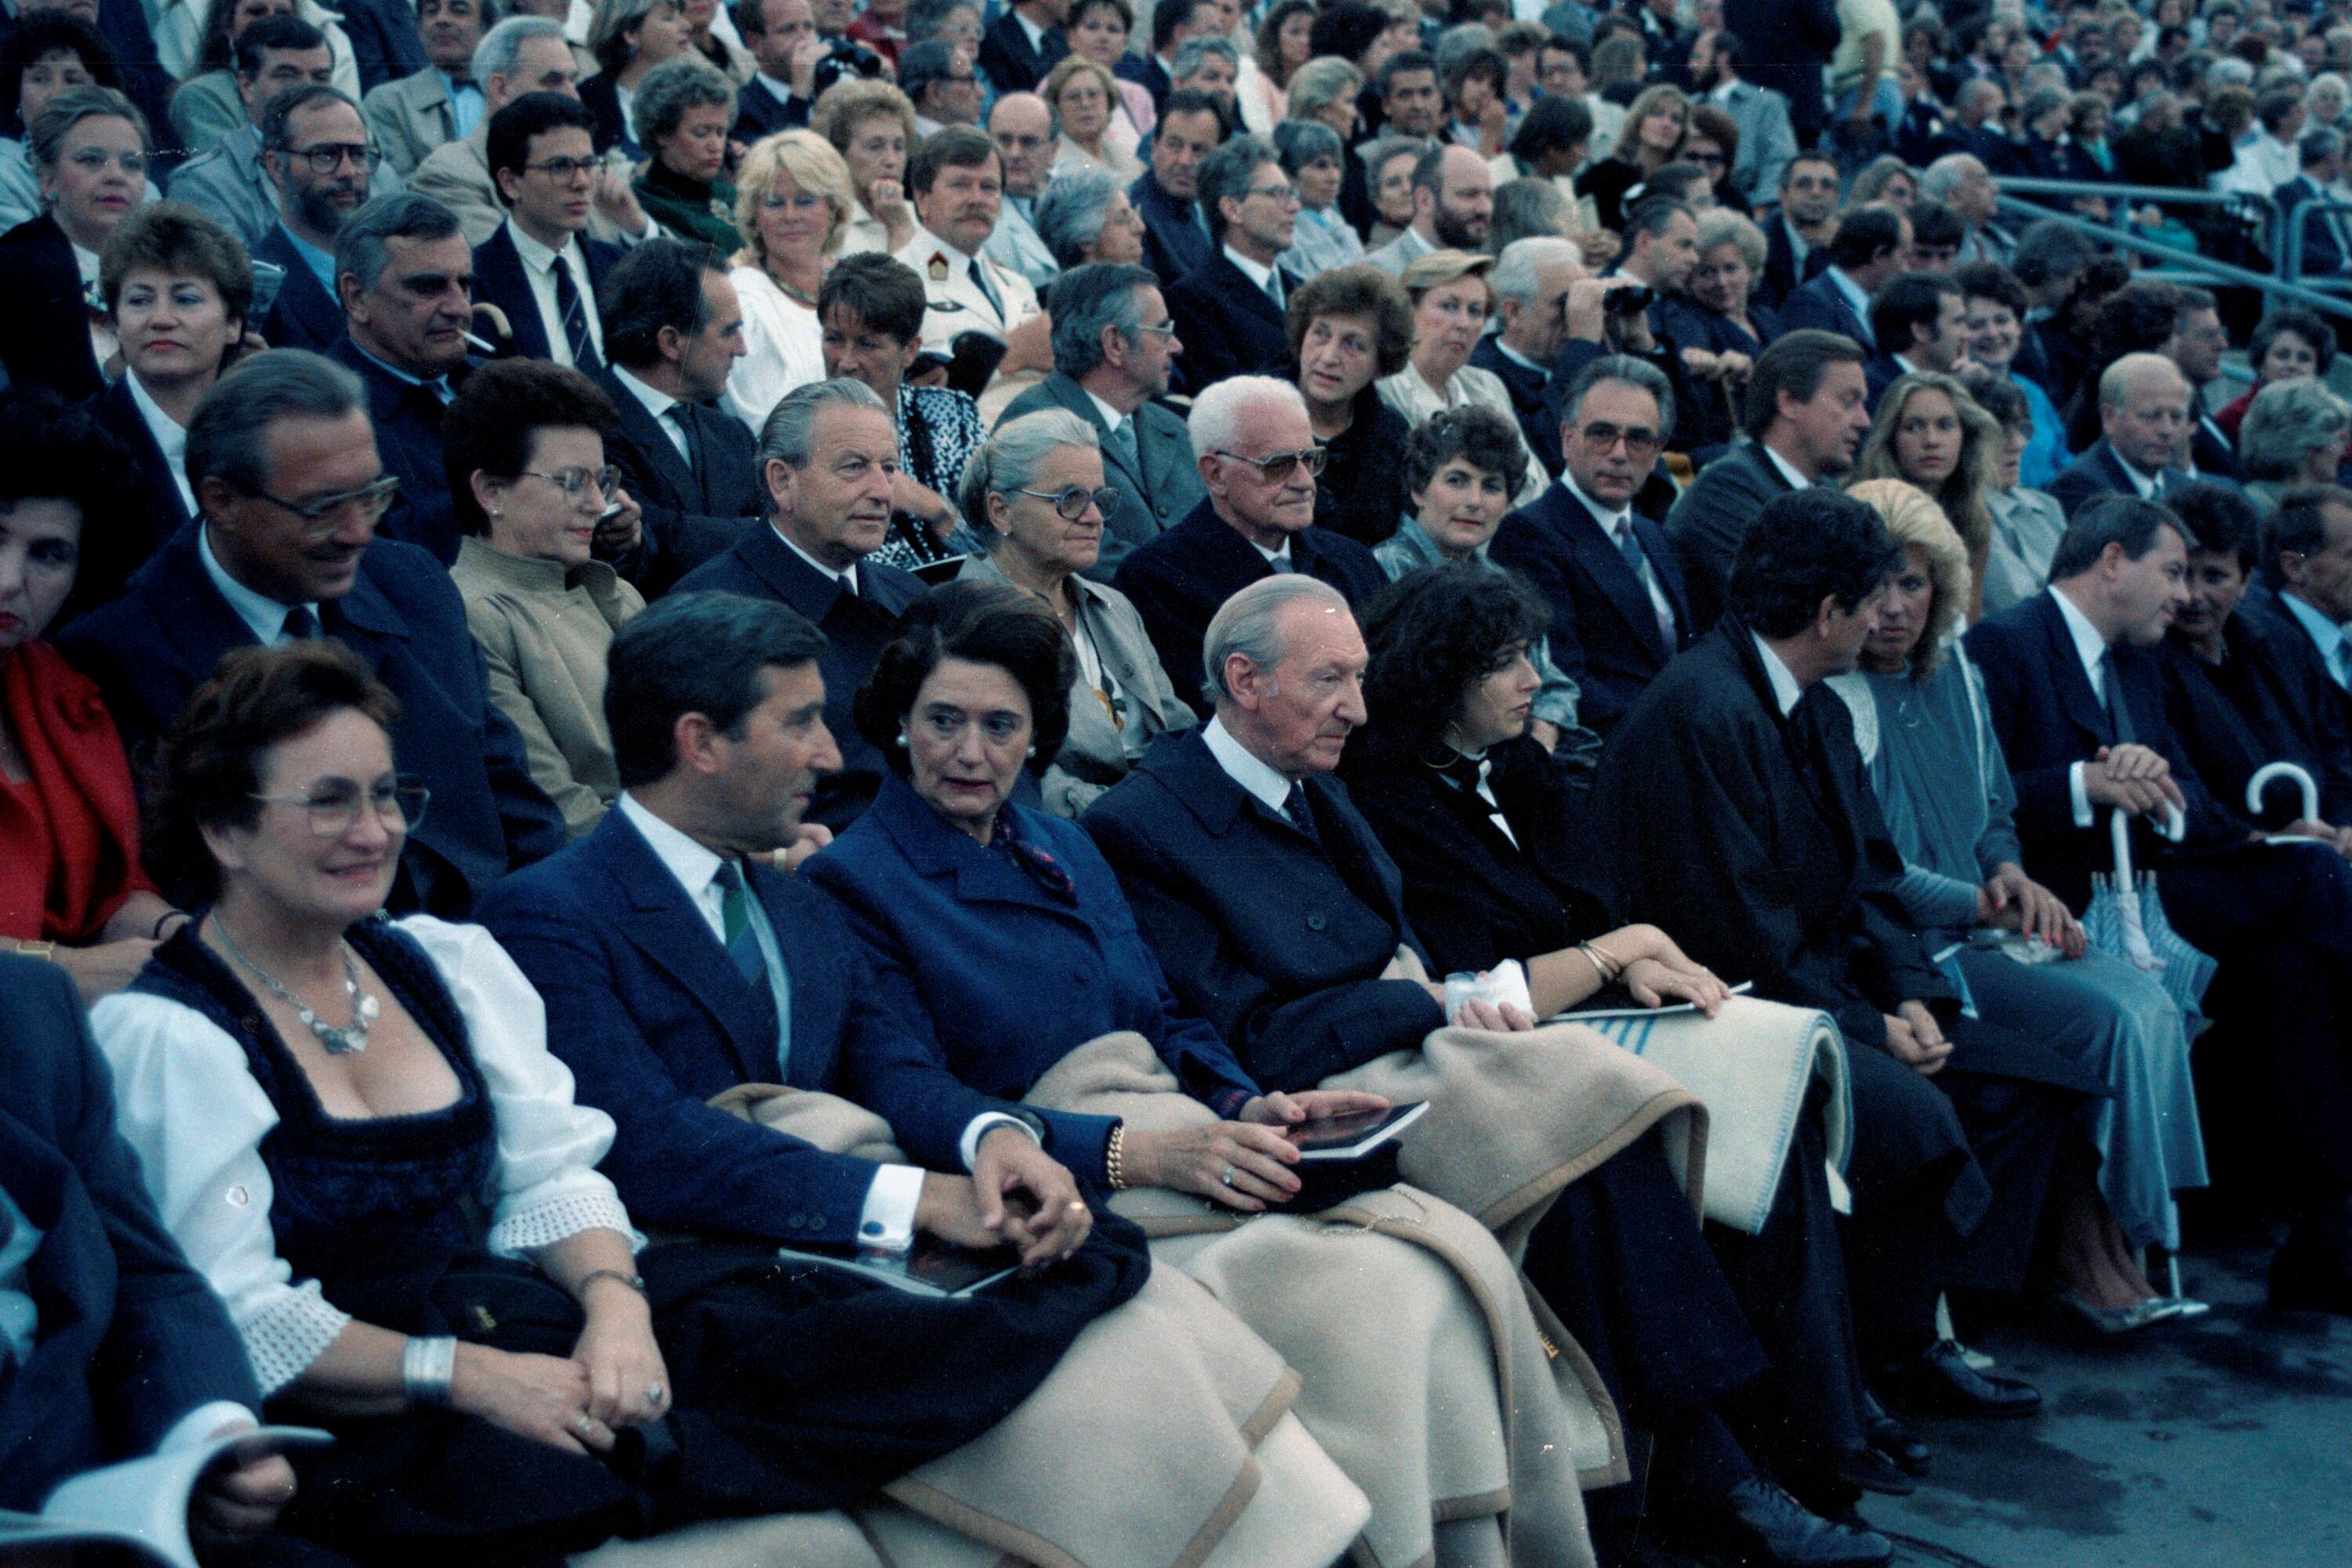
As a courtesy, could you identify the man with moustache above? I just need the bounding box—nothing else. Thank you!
[169,16,374,246]
[1364,143,1492,276]
[56,348,566,916]
[895,127,1041,354]
[252,85,381,351]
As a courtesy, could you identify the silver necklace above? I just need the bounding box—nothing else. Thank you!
[211,914,379,1055]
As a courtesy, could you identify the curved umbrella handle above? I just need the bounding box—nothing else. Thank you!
[2247,760,2320,823]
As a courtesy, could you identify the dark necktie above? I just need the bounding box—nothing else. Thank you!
[2100,651,2137,745]
[281,605,322,643]
[1280,782,1321,845]
[1105,413,1139,477]
[551,253,603,376]
[713,861,768,989]
[967,258,1004,324]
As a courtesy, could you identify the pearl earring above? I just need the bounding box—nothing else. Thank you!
[896,734,909,748]
[1025,746,1037,758]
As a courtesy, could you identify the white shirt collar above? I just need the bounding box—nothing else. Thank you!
[754,71,795,103]
[1252,536,1293,568]
[2049,584,2113,691]
[1492,338,1548,374]
[1559,466,1631,534]
[2281,589,2350,663]
[1222,243,1274,289]
[1781,212,1810,260]
[1014,9,1047,49]
[1750,633,1806,716]
[1893,353,1919,376]
[2107,446,2163,498]
[916,223,978,267]
[1201,714,1298,813]
[124,369,194,510]
[1826,265,1874,324]
[1083,385,1129,431]
[507,214,582,275]
[616,792,728,933]
[612,362,680,422]
[773,521,858,593]
[1760,441,1815,490]
[198,523,318,646]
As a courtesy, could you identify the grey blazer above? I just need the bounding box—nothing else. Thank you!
[994,369,1205,577]
[169,122,405,249]
[365,67,459,178]
[411,122,626,247]
[958,553,1195,818]
[166,70,247,157]
[1717,81,1799,209]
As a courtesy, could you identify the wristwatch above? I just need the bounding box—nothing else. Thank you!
[12,940,56,960]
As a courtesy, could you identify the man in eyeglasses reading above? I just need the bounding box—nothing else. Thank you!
[1111,375,1384,713]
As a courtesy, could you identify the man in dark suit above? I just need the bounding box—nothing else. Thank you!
[1491,355,1693,737]
[1131,90,1225,289]
[58,347,568,917]
[1120,0,1215,113]
[1664,330,1874,635]
[1113,376,1384,713]
[324,192,479,562]
[1755,155,1838,310]
[1965,495,2352,1315]
[596,238,764,594]
[1472,236,1580,479]
[673,378,922,828]
[2274,129,2352,281]
[1862,271,1967,408]
[2160,286,2244,484]
[252,85,379,353]
[1164,136,1302,394]
[473,93,622,370]
[1723,0,1839,150]
[2245,484,2352,730]
[1776,205,1911,353]
[0,955,306,1545]
[999,263,1207,575]
[477,590,1088,1261]
[975,0,1068,93]
[730,0,818,140]
[1084,575,1900,1565]
[2045,353,2194,520]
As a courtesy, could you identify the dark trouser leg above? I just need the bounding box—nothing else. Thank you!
[1836,1046,1980,1365]
[1935,1068,2076,1296]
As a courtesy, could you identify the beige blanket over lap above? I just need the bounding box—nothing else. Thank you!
[1024,1033,1617,1565]
[706,1085,1369,1568]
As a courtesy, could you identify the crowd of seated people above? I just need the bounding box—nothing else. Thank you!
[9,0,2352,1559]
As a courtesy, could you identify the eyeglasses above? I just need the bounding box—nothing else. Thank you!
[524,154,601,181]
[246,474,402,525]
[284,141,383,173]
[1573,422,1662,455]
[251,775,431,838]
[66,147,146,175]
[1017,484,1121,519]
[1214,445,1326,481]
[1243,180,1301,204]
[1135,316,1177,337]
[517,465,620,500]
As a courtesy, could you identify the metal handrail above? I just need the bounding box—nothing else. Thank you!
[1992,175,2259,209]
[1991,193,2352,321]
[2278,194,2352,288]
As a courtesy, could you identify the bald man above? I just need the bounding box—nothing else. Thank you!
[2048,352,2196,520]
[985,92,1059,288]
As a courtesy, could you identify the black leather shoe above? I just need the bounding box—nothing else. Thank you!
[1861,1391,1930,1476]
[1685,1477,1893,1566]
[1879,1340,2042,1418]
[1835,1444,1915,1497]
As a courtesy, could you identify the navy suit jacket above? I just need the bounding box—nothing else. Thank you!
[2045,438,2188,521]
[977,9,1065,94]
[672,525,924,829]
[0,215,104,401]
[472,223,624,365]
[2275,175,2349,277]
[1116,51,1171,113]
[1082,730,1448,1090]
[595,368,761,596]
[250,224,346,353]
[476,808,887,1246]
[327,334,475,563]
[1755,209,1828,310]
[1163,249,1298,393]
[731,76,810,141]
[806,775,1260,1186]
[1133,172,1211,291]
[1112,498,1387,713]
[1470,336,1560,477]
[1963,590,2242,909]
[1489,480,1692,735]
[0,957,261,1509]
[57,524,566,915]
[81,376,189,593]
[1775,268,1871,349]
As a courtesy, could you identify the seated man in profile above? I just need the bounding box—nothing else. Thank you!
[0,954,311,1563]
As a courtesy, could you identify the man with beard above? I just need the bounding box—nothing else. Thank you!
[253,85,381,351]
[1665,330,1875,633]
[1364,143,1491,275]
[169,16,378,246]
[1687,29,1798,209]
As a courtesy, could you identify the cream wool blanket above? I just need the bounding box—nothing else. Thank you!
[1023,1033,1614,1567]
[694,1083,1372,1568]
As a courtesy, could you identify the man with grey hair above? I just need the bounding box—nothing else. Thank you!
[1492,354,1694,735]
[2049,352,2196,519]
[57,347,568,915]
[1000,262,1206,571]
[902,38,983,134]
[1365,143,1492,274]
[673,378,925,826]
[408,14,653,245]
[1169,34,1240,117]
[985,91,1060,288]
[252,83,383,352]
[1919,152,2013,266]
[1113,375,1383,710]
[2274,126,2352,278]
[1473,235,1581,475]
[1165,134,1304,391]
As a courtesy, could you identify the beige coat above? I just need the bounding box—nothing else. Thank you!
[957,555,1196,818]
[452,539,643,838]
[364,67,461,179]
[412,122,642,247]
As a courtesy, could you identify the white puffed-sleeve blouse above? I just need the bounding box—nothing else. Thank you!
[91,916,642,1395]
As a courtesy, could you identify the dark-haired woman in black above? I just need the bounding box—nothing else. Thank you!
[1341,560,1929,1519]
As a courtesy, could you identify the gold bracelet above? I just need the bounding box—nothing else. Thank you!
[1105,1123,1128,1190]
[1578,940,1621,983]
[577,1268,646,1300]
[12,940,56,961]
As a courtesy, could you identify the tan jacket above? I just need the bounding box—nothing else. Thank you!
[412,122,641,247]
[451,538,643,837]
[363,67,460,179]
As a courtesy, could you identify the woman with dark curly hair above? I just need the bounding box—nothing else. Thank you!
[1287,262,1416,546]
[2212,309,2336,442]
[0,11,118,230]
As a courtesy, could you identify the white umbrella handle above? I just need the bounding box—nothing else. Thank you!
[2109,808,2135,879]
[2247,760,2320,822]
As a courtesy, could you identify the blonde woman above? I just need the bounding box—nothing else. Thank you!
[1851,369,2001,620]
[1574,80,1687,230]
[1043,56,1142,180]
[1376,250,1544,509]
[723,129,854,430]
[810,75,919,254]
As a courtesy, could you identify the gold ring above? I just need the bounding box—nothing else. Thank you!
[575,1415,597,1436]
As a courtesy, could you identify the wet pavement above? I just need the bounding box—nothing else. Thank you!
[1860,1245,2352,1568]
